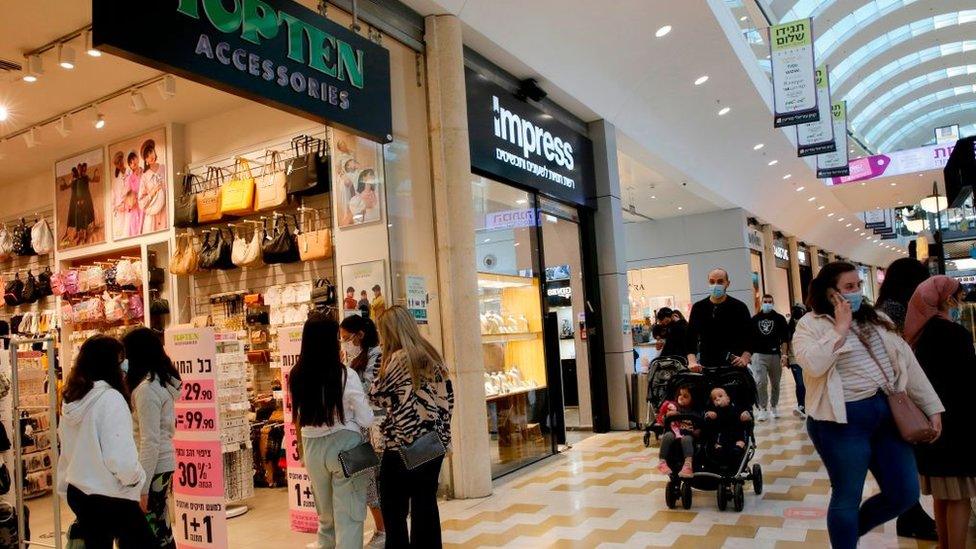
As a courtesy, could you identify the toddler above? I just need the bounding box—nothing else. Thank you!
[704,387,749,466]
[656,384,697,478]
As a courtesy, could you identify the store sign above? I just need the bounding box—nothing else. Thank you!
[936,124,960,145]
[92,0,393,143]
[796,65,836,156]
[774,245,790,261]
[279,325,318,533]
[816,101,850,178]
[466,68,596,207]
[769,19,818,127]
[485,208,538,230]
[830,142,957,185]
[747,227,764,252]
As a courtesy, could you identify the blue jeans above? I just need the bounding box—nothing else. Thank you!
[789,364,805,409]
[806,393,919,549]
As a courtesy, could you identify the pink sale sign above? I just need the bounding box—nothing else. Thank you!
[279,325,318,533]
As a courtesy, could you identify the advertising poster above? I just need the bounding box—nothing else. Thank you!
[830,142,957,185]
[108,127,169,240]
[406,274,429,324]
[165,327,229,549]
[55,148,106,250]
[769,18,818,127]
[340,260,387,319]
[796,65,835,156]
[817,101,850,178]
[279,325,318,533]
[331,128,384,228]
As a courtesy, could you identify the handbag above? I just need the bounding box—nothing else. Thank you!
[3,275,24,306]
[398,430,446,471]
[199,229,235,271]
[261,216,300,265]
[286,136,331,196]
[255,150,288,211]
[231,226,249,267]
[221,158,256,216]
[11,219,35,256]
[338,440,380,478]
[296,209,333,261]
[21,271,38,304]
[170,234,199,275]
[852,326,937,444]
[175,172,200,228]
[196,167,224,224]
[0,225,13,260]
[36,268,53,298]
[311,278,337,306]
[30,219,53,255]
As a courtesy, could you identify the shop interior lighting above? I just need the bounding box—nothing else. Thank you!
[157,75,176,100]
[677,206,683,210]
[795,186,805,191]
[807,196,816,202]
[91,106,105,130]
[753,143,764,150]
[58,43,76,69]
[846,223,852,226]
[782,174,792,180]
[768,159,778,166]
[838,217,845,221]
[22,55,42,82]
[695,75,709,86]
[55,115,72,137]
[0,105,8,122]
[827,213,835,217]
[718,107,731,116]
[655,25,672,38]
[130,90,148,113]
[23,127,39,148]
[817,205,825,210]
[84,30,101,57]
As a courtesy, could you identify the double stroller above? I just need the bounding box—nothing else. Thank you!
[657,368,764,512]
[642,355,687,448]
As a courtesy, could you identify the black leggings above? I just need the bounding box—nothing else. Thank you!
[659,431,694,461]
[379,450,444,548]
[67,485,153,549]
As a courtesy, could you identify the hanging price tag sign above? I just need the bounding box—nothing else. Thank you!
[279,325,317,533]
[175,406,219,433]
[174,498,229,549]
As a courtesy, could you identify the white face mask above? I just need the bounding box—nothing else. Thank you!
[341,341,361,365]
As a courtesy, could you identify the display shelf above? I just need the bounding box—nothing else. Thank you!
[480,332,541,344]
[485,386,546,402]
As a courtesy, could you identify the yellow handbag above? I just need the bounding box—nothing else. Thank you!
[296,208,333,261]
[255,150,287,211]
[221,158,255,216]
[170,233,199,275]
[197,167,224,224]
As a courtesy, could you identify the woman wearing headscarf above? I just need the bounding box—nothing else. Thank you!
[904,276,976,549]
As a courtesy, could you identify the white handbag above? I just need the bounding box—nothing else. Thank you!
[0,225,13,260]
[232,223,264,267]
[30,219,53,255]
[231,227,248,266]
[255,150,287,211]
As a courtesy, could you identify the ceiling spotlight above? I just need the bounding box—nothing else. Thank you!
[677,206,683,211]
[655,25,672,38]
[740,16,748,21]
[23,127,39,148]
[55,115,72,137]
[817,205,825,210]
[695,75,709,86]
[783,174,792,180]
[768,159,778,166]
[84,30,101,57]
[157,75,176,100]
[58,43,76,69]
[130,90,148,113]
[807,196,816,202]
[890,182,897,186]
[22,54,42,82]
[753,143,764,150]
[90,106,105,129]
[838,217,845,221]
[0,105,8,122]
[795,186,805,192]
[827,213,835,217]
[718,107,731,116]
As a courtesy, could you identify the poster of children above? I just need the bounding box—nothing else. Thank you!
[331,128,384,228]
[340,260,387,320]
[108,128,169,240]
[55,148,105,249]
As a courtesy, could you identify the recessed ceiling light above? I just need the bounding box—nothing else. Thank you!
[677,206,683,210]
[695,75,709,86]
[515,199,527,205]
[0,105,8,122]
[740,16,748,21]
[783,174,792,180]
[718,107,731,116]
[827,213,835,217]
[795,186,805,191]
[483,238,491,243]
[846,223,852,227]
[817,205,825,210]
[650,195,656,199]
[838,217,845,221]
[807,196,816,202]
[655,25,672,38]
[918,173,924,177]
[753,143,764,150]
[768,160,778,166]
[890,182,896,186]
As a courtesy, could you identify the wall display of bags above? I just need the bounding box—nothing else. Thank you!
[2,269,54,308]
[53,258,146,329]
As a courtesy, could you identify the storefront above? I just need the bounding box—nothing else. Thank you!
[797,244,812,305]
[747,225,765,312]
[464,65,602,477]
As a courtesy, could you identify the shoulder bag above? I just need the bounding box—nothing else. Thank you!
[4,275,24,306]
[212,228,235,270]
[241,222,264,267]
[231,226,249,267]
[398,430,446,471]
[297,209,333,261]
[199,230,233,270]
[175,172,200,228]
[0,225,12,260]
[311,278,337,306]
[196,167,224,224]
[12,219,34,256]
[36,268,53,298]
[255,150,288,211]
[21,272,38,304]
[197,231,216,270]
[852,325,936,444]
[339,440,380,478]
[221,158,256,216]
[170,234,199,275]
[30,219,53,255]
[285,135,317,195]
[262,216,300,265]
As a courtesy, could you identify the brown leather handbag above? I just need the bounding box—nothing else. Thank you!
[853,326,936,444]
[196,167,224,224]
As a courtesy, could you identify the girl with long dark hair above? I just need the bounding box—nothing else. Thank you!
[290,316,374,549]
[58,335,153,548]
[793,262,944,549]
[123,327,181,549]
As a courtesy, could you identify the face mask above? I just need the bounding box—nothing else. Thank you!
[761,303,774,314]
[341,341,361,365]
[709,284,727,299]
[949,307,962,322]
[120,359,129,375]
[841,292,864,313]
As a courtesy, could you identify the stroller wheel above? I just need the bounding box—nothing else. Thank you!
[717,483,729,511]
[733,483,745,512]
[681,481,693,510]
[665,480,679,509]
[752,463,763,495]
[643,432,651,448]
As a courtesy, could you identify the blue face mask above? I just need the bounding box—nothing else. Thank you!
[709,284,727,299]
[842,292,864,313]
[761,303,774,314]
[120,359,129,375]
[949,307,962,323]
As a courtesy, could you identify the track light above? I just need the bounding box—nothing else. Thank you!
[90,106,105,129]
[157,75,176,100]
[22,55,42,82]
[84,30,101,57]
[55,115,73,137]
[130,90,148,113]
[23,127,39,148]
[58,43,76,70]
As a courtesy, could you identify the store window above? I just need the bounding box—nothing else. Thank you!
[627,264,692,371]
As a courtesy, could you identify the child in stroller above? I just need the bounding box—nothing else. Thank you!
[704,387,750,471]
[655,383,698,478]
[642,356,687,447]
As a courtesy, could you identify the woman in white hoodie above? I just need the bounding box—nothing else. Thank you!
[58,335,153,548]
[123,327,181,549]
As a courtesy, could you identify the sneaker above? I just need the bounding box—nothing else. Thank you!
[657,460,672,476]
[792,406,806,418]
[306,543,322,549]
[678,461,694,478]
[769,409,778,419]
[756,410,768,422]
[366,531,387,548]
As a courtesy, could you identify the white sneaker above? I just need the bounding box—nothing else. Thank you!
[756,410,768,422]
[306,543,323,549]
[366,531,386,548]
[793,406,806,418]
[769,409,778,419]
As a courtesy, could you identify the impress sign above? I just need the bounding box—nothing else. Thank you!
[466,68,596,207]
[93,0,392,143]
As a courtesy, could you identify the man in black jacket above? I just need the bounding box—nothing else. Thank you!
[749,294,789,421]
[685,268,752,372]
[655,307,686,358]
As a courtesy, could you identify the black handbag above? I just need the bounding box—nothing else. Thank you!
[339,440,380,478]
[398,431,446,471]
[3,275,24,306]
[199,229,234,270]
[285,136,331,196]
[175,172,200,228]
[262,216,300,264]
[21,272,38,304]
[11,219,34,256]
[36,268,52,298]
[0,464,9,496]
[311,278,337,306]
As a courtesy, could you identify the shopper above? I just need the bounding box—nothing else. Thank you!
[123,328,181,549]
[58,335,154,549]
[874,257,938,541]
[787,304,807,417]
[749,294,789,421]
[338,315,385,549]
[370,306,454,549]
[904,276,976,549]
[655,307,686,358]
[291,316,375,549]
[685,268,752,371]
[793,262,944,549]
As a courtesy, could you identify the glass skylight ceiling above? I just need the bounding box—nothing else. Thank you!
[879,101,976,151]
[813,0,921,63]
[866,85,976,144]
[852,65,976,131]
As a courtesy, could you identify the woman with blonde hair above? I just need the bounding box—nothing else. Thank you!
[369,306,454,549]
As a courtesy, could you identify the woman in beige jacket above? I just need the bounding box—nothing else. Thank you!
[793,262,943,549]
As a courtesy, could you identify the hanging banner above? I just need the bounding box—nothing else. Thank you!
[770,18,818,127]
[796,65,835,156]
[279,325,318,533]
[830,142,957,185]
[864,209,887,229]
[166,328,229,549]
[817,101,850,178]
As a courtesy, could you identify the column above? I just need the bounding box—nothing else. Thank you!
[424,14,492,498]
[827,251,836,264]
[761,225,777,299]
[869,265,880,300]
[589,119,632,431]
[808,245,820,276]
[787,236,803,305]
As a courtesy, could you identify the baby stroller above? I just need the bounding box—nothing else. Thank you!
[642,355,687,447]
[660,368,763,512]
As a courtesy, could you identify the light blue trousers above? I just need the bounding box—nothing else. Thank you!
[303,430,369,549]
